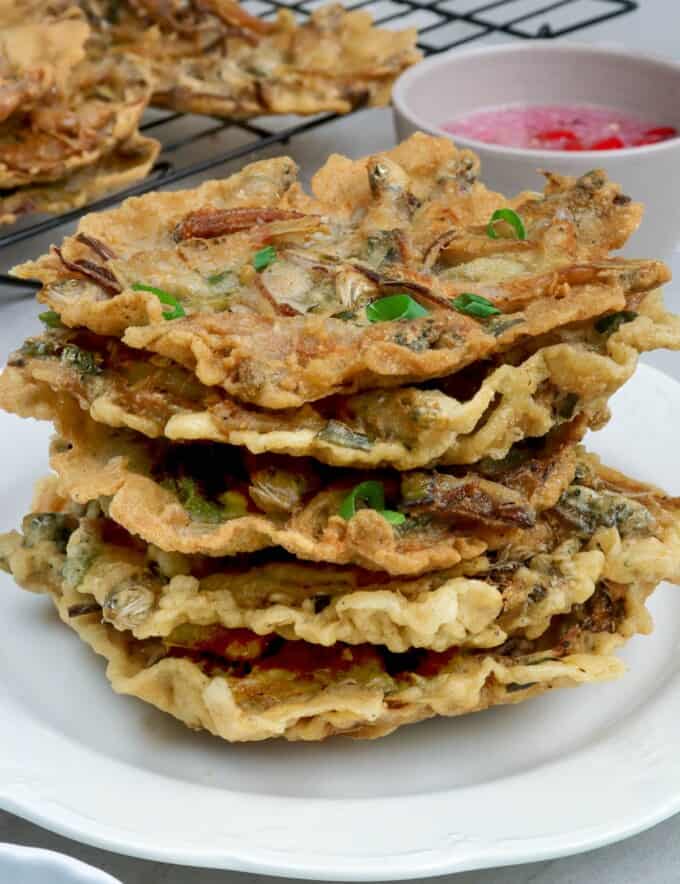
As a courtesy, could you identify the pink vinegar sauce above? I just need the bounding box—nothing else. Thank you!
[442,104,678,151]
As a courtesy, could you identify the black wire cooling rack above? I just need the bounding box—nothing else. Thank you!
[0,0,637,276]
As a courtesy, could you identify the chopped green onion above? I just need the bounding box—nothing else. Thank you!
[132,283,185,320]
[253,246,277,272]
[595,311,638,335]
[381,510,407,526]
[339,480,384,518]
[487,208,527,241]
[338,480,405,526]
[60,344,101,376]
[38,310,63,329]
[207,269,235,286]
[217,490,249,519]
[163,478,249,523]
[366,293,429,323]
[452,292,502,319]
[176,477,223,523]
[21,338,60,359]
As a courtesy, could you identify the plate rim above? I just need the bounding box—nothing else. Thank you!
[0,842,121,883]
[1,362,680,881]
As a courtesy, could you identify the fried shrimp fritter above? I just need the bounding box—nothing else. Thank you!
[34,578,650,740]
[2,287,677,468]
[13,136,669,407]
[78,1,420,119]
[3,469,677,740]
[0,7,159,224]
[4,451,679,647]
[0,134,159,226]
[40,403,588,571]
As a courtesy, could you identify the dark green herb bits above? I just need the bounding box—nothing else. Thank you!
[167,477,248,524]
[485,315,524,337]
[207,270,235,286]
[20,338,60,359]
[105,0,121,22]
[253,246,277,272]
[60,345,101,375]
[556,392,579,420]
[366,294,429,323]
[38,310,63,329]
[131,283,186,320]
[23,513,74,552]
[487,208,527,241]
[452,292,502,319]
[338,480,406,526]
[506,682,538,693]
[595,311,638,336]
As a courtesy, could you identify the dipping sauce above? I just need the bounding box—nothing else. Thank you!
[443,104,678,151]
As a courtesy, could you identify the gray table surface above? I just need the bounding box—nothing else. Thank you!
[2,1,680,880]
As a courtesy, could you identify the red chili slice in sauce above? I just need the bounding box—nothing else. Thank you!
[534,128,583,151]
[590,136,625,150]
[633,126,678,146]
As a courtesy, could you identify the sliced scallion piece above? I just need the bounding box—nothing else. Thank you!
[38,310,63,329]
[595,311,638,335]
[487,208,527,241]
[338,480,405,526]
[365,293,429,323]
[452,292,502,319]
[253,246,277,272]
[132,283,185,320]
[207,270,235,286]
[381,510,407,526]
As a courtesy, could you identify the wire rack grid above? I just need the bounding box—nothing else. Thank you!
[0,0,637,281]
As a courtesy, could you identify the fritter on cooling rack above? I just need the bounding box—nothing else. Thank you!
[2,288,678,467]
[0,135,159,226]
[13,136,669,407]
[0,8,159,223]
[3,457,679,740]
[79,1,421,118]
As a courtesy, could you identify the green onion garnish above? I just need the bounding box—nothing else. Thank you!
[253,246,277,272]
[487,208,526,241]
[595,310,638,335]
[38,310,63,329]
[207,270,234,286]
[338,480,405,526]
[452,292,502,319]
[381,510,407,526]
[163,478,247,523]
[365,293,429,323]
[132,283,186,320]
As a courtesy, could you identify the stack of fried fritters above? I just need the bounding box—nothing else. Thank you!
[2,133,680,742]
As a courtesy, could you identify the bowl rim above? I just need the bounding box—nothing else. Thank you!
[392,41,680,159]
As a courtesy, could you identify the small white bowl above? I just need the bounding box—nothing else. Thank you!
[393,42,680,260]
[0,843,121,884]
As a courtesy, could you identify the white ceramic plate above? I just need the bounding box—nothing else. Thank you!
[0,843,119,884]
[1,364,679,880]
